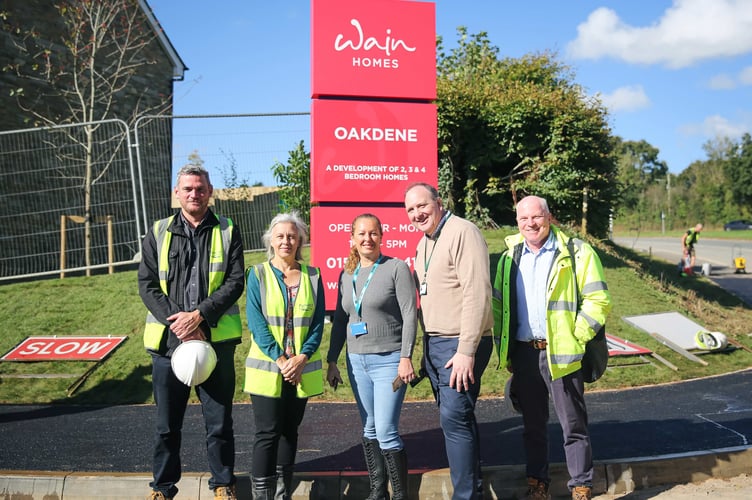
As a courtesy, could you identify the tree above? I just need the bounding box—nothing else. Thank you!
[674,157,730,229]
[436,28,617,237]
[2,0,170,274]
[724,133,752,213]
[272,140,311,225]
[613,138,671,229]
[218,148,251,188]
[187,150,205,168]
[621,136,749,232]
[691,138,739,226]
[615,138,668,183]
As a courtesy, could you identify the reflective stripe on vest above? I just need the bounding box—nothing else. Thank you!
[143,215,242,350]
[244,261,323,398]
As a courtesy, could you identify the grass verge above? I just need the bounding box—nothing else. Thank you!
[1,228,751,405]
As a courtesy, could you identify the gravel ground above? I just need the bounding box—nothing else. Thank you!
[590,473,752,499]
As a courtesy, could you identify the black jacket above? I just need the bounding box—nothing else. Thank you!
[137,209,245,354]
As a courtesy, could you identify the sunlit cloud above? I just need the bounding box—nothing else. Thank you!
[707,67,752,89]
[707,74,736,90]
[598,85,650,112]
[681,115,748,139]
[739,66,752,85]
[567,0,752,68]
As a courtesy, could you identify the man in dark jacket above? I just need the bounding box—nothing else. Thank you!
[138,164,244,500]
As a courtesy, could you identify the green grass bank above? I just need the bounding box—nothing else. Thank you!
[1,228,751,405]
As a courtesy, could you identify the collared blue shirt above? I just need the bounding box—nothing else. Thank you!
[515,231,556,342]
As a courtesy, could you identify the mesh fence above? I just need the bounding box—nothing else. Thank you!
[0,113,310,281]
[135,113,310,251]
[0,119,140,280]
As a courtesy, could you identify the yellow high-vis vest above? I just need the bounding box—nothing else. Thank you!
[143,215,242,351]
[244,261,323,398]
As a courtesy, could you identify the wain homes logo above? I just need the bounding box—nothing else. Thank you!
[334,19,416,68]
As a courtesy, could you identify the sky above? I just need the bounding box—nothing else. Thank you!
[147,0,752,176]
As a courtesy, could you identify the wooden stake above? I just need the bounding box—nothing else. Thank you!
[106,215,114,274]
[728,338,752,354]
[650,352,679,371]
[60,215,67,278]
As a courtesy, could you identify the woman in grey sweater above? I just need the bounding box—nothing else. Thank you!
[327,213,417,500]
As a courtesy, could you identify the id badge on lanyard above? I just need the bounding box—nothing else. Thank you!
[350,256,382,336]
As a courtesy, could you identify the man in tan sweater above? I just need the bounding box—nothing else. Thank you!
[404,182,493,500]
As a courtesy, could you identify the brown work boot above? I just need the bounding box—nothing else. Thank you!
[213,485,237,500]
[148,492,172,500]
[571,485,592,500]
[525,477,551,500]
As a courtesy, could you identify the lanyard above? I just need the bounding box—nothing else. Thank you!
[352,255,382,318]
[423,211,452,274]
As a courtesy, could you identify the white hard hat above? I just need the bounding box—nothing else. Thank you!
[171,340,217,386]
[695,331,729,351]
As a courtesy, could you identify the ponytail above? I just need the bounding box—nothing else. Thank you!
[344,243,360,274]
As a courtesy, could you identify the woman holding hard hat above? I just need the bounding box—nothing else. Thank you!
[244,211,325,500]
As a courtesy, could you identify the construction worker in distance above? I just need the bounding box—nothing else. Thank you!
[681,223,703,270]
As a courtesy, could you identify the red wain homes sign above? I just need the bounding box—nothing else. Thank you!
[2,336,127,361]
[310,98,437,203]
[310,0,437,310]
[311,0,436,100]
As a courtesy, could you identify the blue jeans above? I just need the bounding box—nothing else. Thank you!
[347,350,406,451]
[424,335,492,500]
[150,343,236,497]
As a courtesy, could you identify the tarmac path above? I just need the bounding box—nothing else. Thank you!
[1,369,751,475]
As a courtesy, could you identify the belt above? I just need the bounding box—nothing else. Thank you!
[521,339,548,350]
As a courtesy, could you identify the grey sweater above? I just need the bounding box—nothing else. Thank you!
[327,255,417,361]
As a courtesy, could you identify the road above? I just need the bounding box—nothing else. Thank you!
[613,235,752,304]
[614,234,752,270]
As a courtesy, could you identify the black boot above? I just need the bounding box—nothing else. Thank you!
[362,437,390,500]
[252,474,277,500]
[382,448,408,500]
[275,464,293,500]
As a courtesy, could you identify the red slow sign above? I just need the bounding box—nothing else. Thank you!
[311,0,436,100]
[310,206,423,310]
[2,336,127,361]
[310,99,437,203]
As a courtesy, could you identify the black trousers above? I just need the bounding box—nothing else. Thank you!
[511,341,592,489]
[150,343,236,497]
[249,381,308,477]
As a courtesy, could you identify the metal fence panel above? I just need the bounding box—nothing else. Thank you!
[0,119,140,280]
[214,192,280,251]
[0,113,310,281]
[134,113,310,251]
